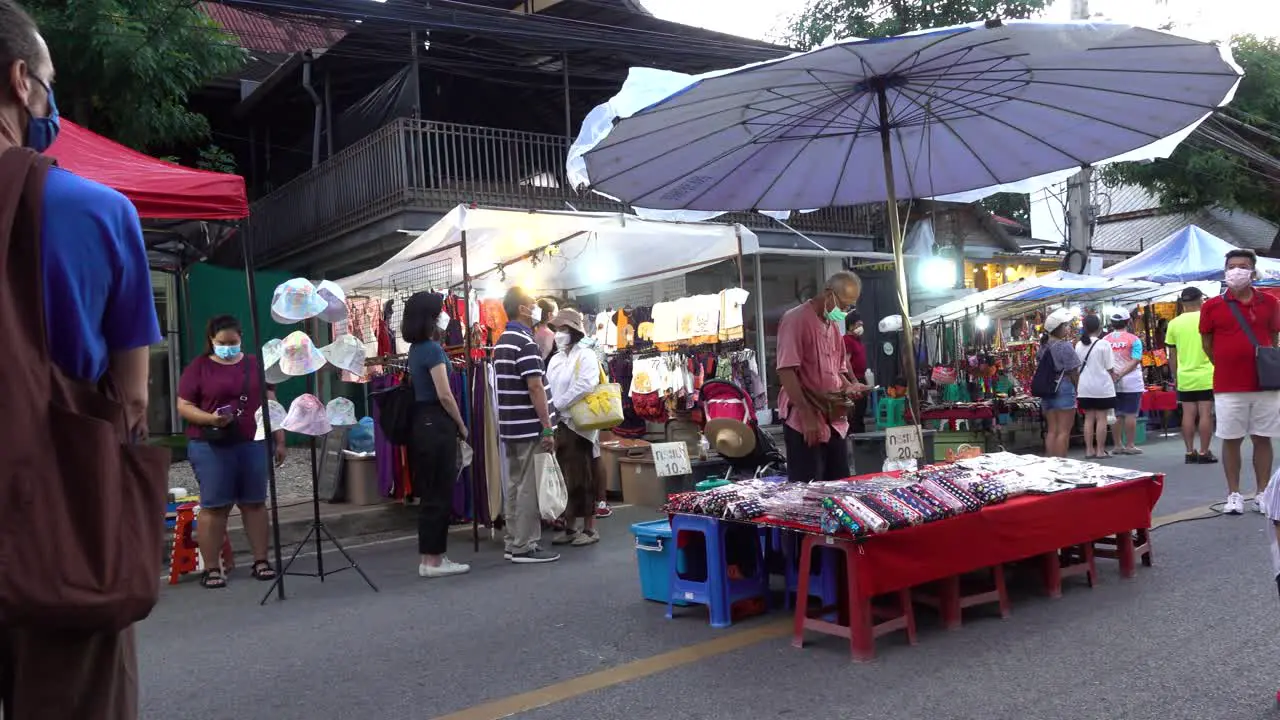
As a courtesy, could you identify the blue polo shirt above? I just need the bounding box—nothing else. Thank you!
[41,167,162,382]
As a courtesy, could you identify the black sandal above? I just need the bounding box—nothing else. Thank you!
[251,561,277,581]
[200,569,227,589]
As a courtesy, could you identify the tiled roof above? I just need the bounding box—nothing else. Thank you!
[199,2,347,55]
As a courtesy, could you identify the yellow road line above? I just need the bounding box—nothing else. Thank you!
[430,620,791,720]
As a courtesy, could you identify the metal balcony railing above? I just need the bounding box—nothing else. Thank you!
[248,118,884,262]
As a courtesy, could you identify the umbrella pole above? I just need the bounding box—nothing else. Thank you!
[876,88,923,427]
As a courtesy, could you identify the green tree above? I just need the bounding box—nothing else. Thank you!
[1100,35,1280,231]
[781,0,1051,51]
[25,0,245,153]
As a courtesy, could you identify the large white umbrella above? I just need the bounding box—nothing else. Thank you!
[581,19,1241,418]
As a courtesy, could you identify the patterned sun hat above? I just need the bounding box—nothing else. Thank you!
[270,278,329,324]
[281,394,332,436]
[279,331,327,376]
[315,280,349,324]
[326,397,358,427]
[319,334,366,376]
[254,399,288,441]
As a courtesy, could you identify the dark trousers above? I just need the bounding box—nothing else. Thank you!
[783,424,851,483]
[410,403,459,556]
[0,625,137,719]
[848,396,869,434]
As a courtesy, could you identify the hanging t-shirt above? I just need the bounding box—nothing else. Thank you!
[1104,330,1145,394]
[594,311,617,349]
[688,294,721,345]
[651,301,678,348]
[719,288,750,341]
[673,297,700,344]
[631,356,670,395]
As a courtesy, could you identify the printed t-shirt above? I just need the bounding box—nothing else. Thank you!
[409,340,449,402]
[688,295,721,345]
[651,301,678,349]
[1164,311,1213,392]
[775,303,849,442]
[1074,338,1116,399]
[42,167,161,382]
[178,354,263,441]
[1200,290,1280,393]
[1103,331,1145,393]
[719,288,750,341]
[493,322,555,441]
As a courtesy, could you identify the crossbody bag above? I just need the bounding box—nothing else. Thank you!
[1225,300,1280,391]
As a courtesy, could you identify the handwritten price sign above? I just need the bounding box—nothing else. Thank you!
[651,442,693,478]
[885,425,924,461]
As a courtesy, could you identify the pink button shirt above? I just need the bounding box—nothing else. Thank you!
[776,303,850,442]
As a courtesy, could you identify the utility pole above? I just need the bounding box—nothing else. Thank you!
[1066,0,1094,274]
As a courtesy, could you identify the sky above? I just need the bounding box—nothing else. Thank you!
[639,0,1280,44]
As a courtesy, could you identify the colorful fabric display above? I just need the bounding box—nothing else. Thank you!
[839,495,890,534]
[969,479,1010,505]
[821,496,865,536]
[918,479,968,513]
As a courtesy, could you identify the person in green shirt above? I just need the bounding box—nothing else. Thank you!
[1165,287,1217,464]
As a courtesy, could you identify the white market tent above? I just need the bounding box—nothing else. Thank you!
[337,204,759,296]
[1103,224,1280,282]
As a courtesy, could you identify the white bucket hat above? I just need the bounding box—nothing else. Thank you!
[281,394,332,436]
[254,399,288,441]
[270,278,328,324]
[319,334,366,376]
[326,397,358,427]
[279,331,327,376]
[261,339,290,384]
[315,280,349,324]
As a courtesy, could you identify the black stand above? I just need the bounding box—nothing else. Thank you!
[238,224,377,604]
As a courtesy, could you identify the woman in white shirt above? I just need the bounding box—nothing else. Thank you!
[1075,314,1117,458]
[546,309,604,546]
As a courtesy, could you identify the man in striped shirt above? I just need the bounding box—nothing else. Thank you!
[494,287,561,564]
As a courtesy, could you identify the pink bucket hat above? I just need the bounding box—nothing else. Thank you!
[281,394,332,436]
[279,331,327,376]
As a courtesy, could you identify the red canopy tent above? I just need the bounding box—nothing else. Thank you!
[46,119,248,220]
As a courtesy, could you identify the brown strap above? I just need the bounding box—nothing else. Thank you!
[0,147,55,363]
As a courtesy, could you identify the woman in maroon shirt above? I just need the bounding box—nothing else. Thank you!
[177,315,286,588]
[843,312,869,433]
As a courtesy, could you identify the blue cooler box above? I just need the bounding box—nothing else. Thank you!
[631,519,689,606]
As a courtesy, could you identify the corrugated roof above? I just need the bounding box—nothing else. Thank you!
[1093,179,1279,254]
[200,2,347,55]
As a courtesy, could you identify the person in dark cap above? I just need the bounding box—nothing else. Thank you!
[843,311,869,433]
[1165,286,1216,464]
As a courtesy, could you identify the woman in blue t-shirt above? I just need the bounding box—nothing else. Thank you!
[402,292,470,579]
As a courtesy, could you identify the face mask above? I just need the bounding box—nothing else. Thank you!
[213,344,241,360]
[1225,267,1253,291]
[555,331,573,350]
[853,326,864,337]
[824,293,849,323]
[530,306,543,325]
[436,312,451,331]
[24,76,60,154]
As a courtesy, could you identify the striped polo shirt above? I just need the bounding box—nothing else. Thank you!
[494,321,555,441]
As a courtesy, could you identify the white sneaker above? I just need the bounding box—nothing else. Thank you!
[1225,492,1244,515]
[419,557,471,578]
[1255,495,1268,515]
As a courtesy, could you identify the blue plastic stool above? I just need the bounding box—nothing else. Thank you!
[779,530,839,611]
[668,514,768,628]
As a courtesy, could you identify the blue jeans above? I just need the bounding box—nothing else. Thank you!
[187,440,268,509]
[1042,378,1077,411]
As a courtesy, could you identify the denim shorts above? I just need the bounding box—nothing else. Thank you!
[1115,392,1142,416]
[187,439,269,509]
[1041,378,1077,411]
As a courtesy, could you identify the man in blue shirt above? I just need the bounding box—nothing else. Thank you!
[0,2,160,717]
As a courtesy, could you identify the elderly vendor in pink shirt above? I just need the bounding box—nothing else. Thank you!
[776,272,870,482]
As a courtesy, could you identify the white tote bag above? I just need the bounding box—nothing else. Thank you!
[535,452,568,522]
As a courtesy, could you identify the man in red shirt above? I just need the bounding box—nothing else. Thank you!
[1200,248,1280,515]
[843,311,869,433]
[777,272,870,482]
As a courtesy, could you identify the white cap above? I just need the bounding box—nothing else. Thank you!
[1044,308,1074,334]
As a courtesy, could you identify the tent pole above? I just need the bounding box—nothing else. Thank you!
[735,226,745,288]
[753,252,767,403]
[242,222,287,602]
[877,87,922,426]
[461,229,479,552]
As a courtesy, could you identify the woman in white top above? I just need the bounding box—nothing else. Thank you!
[545,309,603,546]
[1075,314,1117,458]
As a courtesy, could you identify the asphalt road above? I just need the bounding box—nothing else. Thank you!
[136,437,1280,720]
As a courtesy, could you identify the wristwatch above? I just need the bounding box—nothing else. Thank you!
[541,426,555,438]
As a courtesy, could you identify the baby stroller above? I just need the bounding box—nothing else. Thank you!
[699,379,785,478]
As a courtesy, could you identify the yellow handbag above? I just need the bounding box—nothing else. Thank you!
[568,361,625,432]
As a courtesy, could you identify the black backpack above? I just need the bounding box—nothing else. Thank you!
[373,380,415,445]
[1030,344,1062,398]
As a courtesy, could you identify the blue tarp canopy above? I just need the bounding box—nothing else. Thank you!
[912,271,1158,324]
[1103,225,1280,282]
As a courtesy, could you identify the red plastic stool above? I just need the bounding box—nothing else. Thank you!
[914,565,1010,629]
[169,503,234,585]
[791,534,916,662]
[1093,529,1153,578]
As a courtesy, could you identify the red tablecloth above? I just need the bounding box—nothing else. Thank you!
[848,477,1162,596]
[1141,390,1177,413]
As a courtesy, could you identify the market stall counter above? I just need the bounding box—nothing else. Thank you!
[660,453,1163,661]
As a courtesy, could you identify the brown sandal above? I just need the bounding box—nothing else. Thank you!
[200,569,227,589]
[250,561,277,581]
